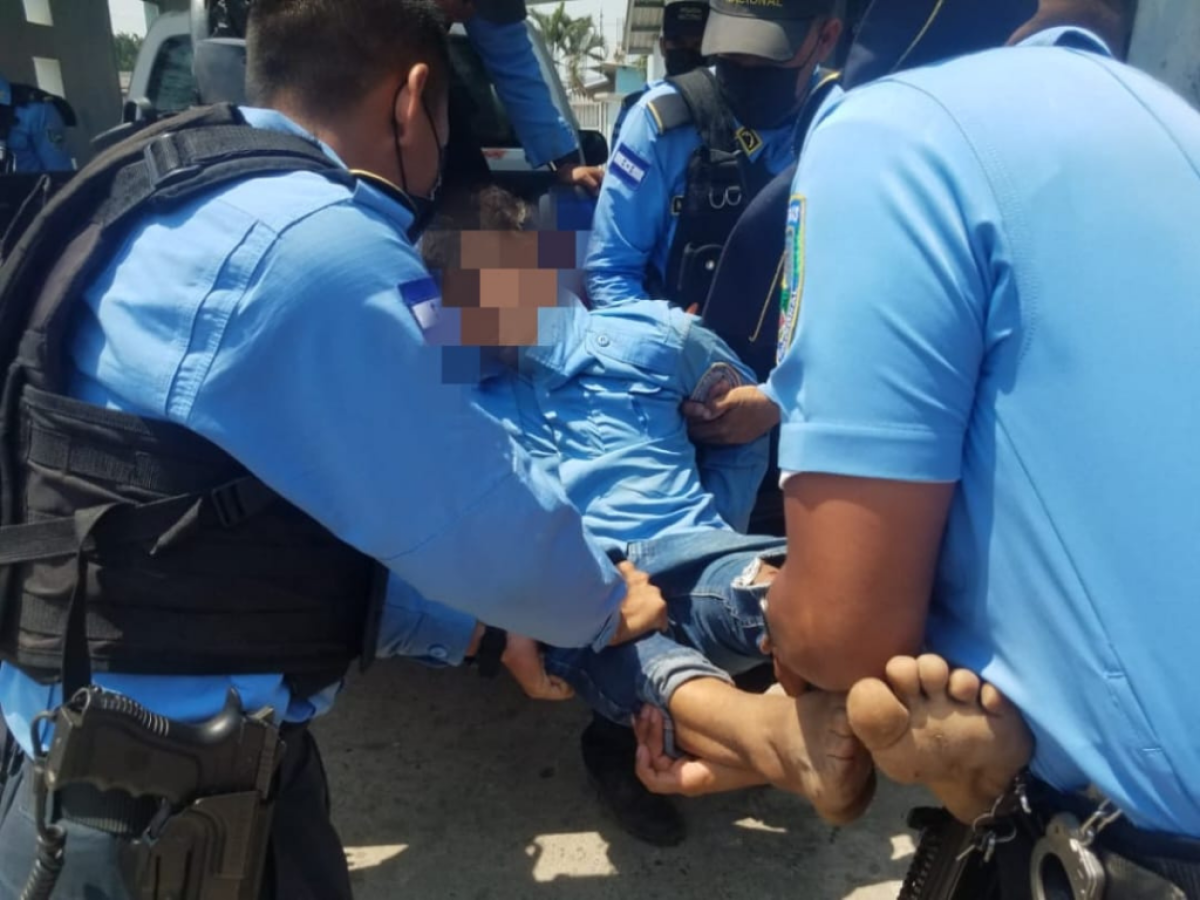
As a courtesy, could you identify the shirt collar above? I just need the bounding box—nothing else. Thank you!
[1016,25,1114,57]
[238,107,348,165]
[237,106,416,235]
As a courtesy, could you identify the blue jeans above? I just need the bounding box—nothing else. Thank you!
[545,530,786,753]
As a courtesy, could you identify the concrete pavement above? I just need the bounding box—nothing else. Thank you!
[316,660,931,900]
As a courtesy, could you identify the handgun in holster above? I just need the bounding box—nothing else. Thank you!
[898,807,1001,900]
[38,686,283,900]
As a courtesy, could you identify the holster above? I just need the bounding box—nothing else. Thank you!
[118,790,275,900]
[37,686,284,900]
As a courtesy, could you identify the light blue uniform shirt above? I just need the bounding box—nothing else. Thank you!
[0,75,73,172]
[0,108,623,756]
[585,79,805,309]
[372,300,769,664]
[465,17,580,168]
[610,81,657,148]
[771,28,1200,834]
[480,300,770,548]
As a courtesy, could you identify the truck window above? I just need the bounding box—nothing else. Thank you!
[147,35,197,113]
[447,35,519,148]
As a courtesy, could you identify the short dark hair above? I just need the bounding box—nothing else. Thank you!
[422,186,530,270]
[247,0,450,117]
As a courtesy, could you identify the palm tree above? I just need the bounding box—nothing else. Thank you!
[561,16,607,94]
[530,2,607,95]
[529,2,573,60]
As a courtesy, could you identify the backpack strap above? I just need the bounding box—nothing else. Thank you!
[652,70,770,307]
[1,104,354,393]
[660,69,738,153]
[0,103,353,541]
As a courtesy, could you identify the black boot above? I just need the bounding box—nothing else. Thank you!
[580,713,686,847]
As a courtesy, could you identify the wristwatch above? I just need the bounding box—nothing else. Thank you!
[468,626,507,679]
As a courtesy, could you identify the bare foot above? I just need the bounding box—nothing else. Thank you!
[847,655,1033,824]
[765,690,877,825]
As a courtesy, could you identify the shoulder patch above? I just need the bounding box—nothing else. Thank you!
[610,145,650,189]
[399,275,442,333]
[646,93,692,135]
[777,194,806,365]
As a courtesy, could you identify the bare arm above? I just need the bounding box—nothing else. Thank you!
[767,474,955,692]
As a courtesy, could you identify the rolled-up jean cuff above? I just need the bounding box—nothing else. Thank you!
[643,649,733,757]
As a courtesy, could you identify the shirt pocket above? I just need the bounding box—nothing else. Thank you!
[572,377,681,452]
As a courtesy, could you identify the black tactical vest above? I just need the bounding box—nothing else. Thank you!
[644,69,774,309]
[648,69,843,311]
[0,104,386,698]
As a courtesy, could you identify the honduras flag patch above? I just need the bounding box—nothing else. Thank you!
[777,195,806,366]
[610,145,650,189]
[399,275,441,333]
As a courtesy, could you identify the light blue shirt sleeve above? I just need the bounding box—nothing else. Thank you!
[585,99,683,308]
[678,315,770,531]
[179,201,623,651]
[377,575,478,665]
[465,17,579,168]
[769,83,990,482]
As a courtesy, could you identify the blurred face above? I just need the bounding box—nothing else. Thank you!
[427,227,584,350]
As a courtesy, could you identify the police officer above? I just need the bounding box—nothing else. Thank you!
[681,0,1048,451]
[610,0,710,146]
[0,73,74,173]
[0,0,665,897]
[435,0,605,192]
[765,0,1200,889]
[585,0,844,312]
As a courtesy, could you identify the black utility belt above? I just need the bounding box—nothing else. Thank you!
[1020,778,1200,900]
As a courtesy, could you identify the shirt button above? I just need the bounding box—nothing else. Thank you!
[596,334,610,347]
[430,645,448,660]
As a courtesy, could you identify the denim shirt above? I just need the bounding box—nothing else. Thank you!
[478,300,770,549]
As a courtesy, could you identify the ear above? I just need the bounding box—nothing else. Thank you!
[814,17,844,64]
[394,63,430,148]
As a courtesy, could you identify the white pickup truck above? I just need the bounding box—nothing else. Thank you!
[114,9,607,188]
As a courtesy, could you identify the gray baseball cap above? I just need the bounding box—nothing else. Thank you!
[701,0,835,62]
